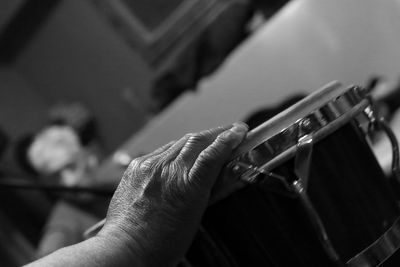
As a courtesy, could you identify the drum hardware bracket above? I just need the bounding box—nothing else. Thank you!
[361,100,400,200]
[292,132,343,265]
[266,171,294,193]
[361,90,399,178]
[231,161,294,193]
[292,180,343,266]
[376,118,400,182]
[231,161,265,183]
[293,129,314,190]
[375,117,400,207]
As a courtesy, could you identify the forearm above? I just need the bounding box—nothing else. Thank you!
[25,236,138,267]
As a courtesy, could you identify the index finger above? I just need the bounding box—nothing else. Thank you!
[188,122,248,189]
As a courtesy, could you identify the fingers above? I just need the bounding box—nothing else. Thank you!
[126,140,176,177]
[189,122,248,188]
[131,122,247,192]
[158,134,191,161]
[176,125,232,168]
[129,137,189,179]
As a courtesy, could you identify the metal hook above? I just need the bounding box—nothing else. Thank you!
[378,118,400,179]
[294,134,314,190]
[292,133,342,265]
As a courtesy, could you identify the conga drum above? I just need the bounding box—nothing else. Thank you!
[185,82,400,267]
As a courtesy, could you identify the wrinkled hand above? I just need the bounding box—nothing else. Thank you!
[99,123,248,266]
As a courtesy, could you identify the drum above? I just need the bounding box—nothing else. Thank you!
[184,82,400,267]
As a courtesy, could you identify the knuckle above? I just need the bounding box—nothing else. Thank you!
[139,158,157,174]
[126,157,142,173]
[128,157,142,168]
[163,159,185,181]
[184,133,193,139]
[215,132,232,147]
[126,157,158,177]
[173,158,189,175]
[121,157,142,181]
[170,161,192,191]
[168,161,184,179]
[187,132,208,145]
[213,132,238,153]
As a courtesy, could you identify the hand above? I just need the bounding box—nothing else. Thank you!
[98,123,248,266]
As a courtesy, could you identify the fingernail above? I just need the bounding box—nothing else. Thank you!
[224,122,248,147]
[231,122,248,134]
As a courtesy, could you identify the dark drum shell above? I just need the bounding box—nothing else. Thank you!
[185,122,400,267]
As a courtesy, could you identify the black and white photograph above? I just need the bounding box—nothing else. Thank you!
[1,0,400,266]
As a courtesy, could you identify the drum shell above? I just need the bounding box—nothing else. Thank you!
[186,122,400,266]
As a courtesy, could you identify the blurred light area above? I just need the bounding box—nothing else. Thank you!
[122,0,400,154]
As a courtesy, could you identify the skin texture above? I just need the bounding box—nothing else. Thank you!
[26,122,248,267]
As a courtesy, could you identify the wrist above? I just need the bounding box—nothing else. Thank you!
[97,223,182,267]
[91,232,140,266]
[96,225,150,267]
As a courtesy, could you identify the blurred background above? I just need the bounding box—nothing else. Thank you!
[2,0,400,265]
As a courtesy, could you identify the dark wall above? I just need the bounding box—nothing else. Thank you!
[14,0,154,151]
[0,68,47,137]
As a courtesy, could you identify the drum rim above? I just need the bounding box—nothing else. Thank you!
[227,83,370,182]
[231,81,345,160]
[256,99,369,174]
[212,82,371,204]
